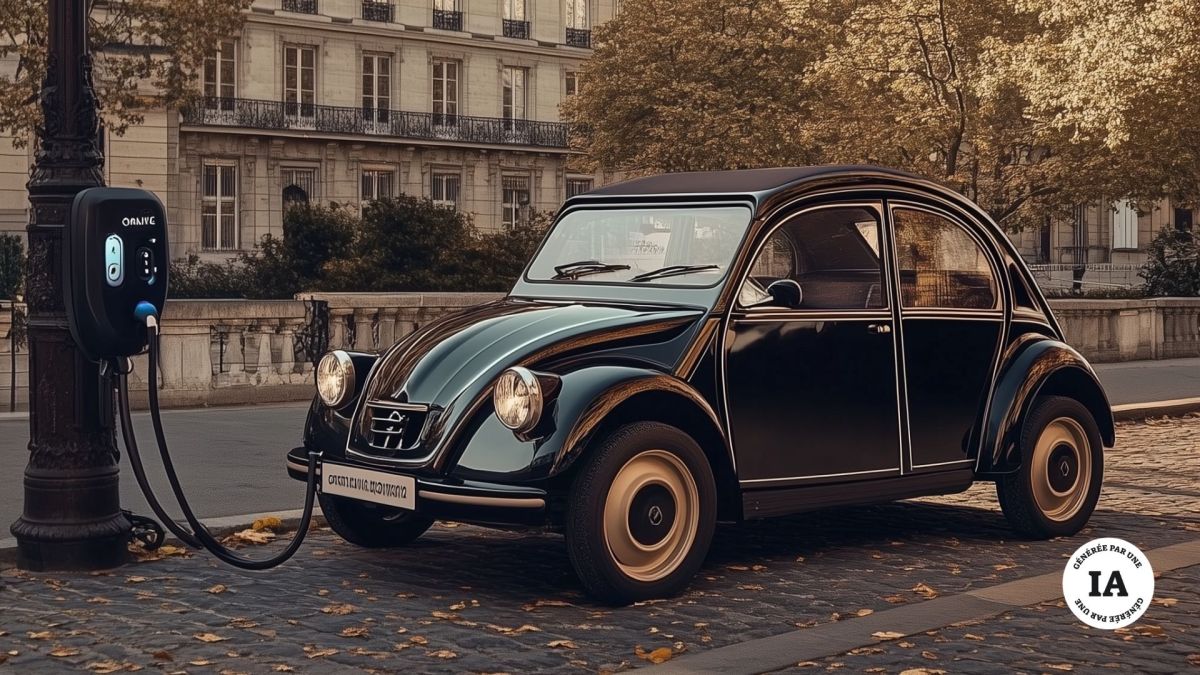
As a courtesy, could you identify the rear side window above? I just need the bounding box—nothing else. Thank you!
[1009,263,1039,311]
[893,207,998,310]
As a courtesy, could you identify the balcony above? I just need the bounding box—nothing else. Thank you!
[502,18,531,39]
[281,0,317,14]
[362,0,393,22]
[565,27,591,48]
[184,97,571,150]
[432,9,463,31]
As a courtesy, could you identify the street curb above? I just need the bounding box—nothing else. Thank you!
[657,538,1200,674]
[0,507,325,568]
[1113,397,1200,422]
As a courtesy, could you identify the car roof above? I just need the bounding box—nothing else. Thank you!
[582,165,927,201]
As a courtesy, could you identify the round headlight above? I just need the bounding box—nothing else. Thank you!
[316,350,355,408]
[493,367,543,433]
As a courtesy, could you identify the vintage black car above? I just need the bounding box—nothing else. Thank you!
[288,166,1112,603]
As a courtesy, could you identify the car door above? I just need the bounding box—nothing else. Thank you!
[889,202,1005,471]
[724,203,904,487]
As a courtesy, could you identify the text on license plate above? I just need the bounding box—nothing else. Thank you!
[321,463,416,510]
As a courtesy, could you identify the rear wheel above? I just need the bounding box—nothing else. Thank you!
[566,422,716,604]
[997,396,1104,538]
[318,493,433,548]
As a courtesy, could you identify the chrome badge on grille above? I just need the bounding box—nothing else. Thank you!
[370,408,408,451]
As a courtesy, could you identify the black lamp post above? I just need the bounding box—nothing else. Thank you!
[9,0,130,570]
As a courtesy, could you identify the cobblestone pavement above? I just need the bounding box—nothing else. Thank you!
[1,416,1197,673]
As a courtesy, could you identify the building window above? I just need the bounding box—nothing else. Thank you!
[564,71,579,97]
[566,177,593,198]
[202,162,238,250]
[565,0,590,47]
[1174,207,1194,232]
[1112,200,1138,250]
[433,59,460,126]
[203,41,236,111]
[361,168,394,203]
[282,0,317,13]
[362,54,391,129]
[284,45,317,123]
[433,0,463,30]
[432,172,461,210]
[362,0,393,22]
[501,174,531,228]
[282,167,317,207]
[503,0,530,38]
[502,66,528,127]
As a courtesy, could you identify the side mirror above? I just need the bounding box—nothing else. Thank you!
[766,279,803,309]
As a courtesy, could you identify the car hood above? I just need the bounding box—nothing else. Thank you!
[361,297,705,410]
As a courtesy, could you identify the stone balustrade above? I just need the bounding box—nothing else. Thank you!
[0,294,1196,411]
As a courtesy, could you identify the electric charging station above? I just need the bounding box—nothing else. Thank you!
[65,187,320,569]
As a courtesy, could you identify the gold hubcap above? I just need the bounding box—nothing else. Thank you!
[1031,416,1092,522]
[603,449,699,583]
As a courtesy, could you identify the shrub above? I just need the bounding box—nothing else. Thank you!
[467,213,552,291]
[280,203,356,286]
[1140,228,1200,297]
[168,254,248,299]
[0,234,22,300]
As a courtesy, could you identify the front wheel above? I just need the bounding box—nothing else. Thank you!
[566,422,717,604]
[997,395,1104,538]
[318,493,434,548]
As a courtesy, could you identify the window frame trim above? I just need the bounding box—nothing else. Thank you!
[735,201,892,314]
[887,199,1006,316]
[201,160,240,251]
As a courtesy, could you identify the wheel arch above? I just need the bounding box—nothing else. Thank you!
[543,369,739,521]
[980,335,1114,476]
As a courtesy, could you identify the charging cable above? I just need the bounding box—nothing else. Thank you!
[114,302,321,570]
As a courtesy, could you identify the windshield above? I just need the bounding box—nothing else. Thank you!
[526,205,753,286]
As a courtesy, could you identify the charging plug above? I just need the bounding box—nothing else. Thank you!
[134,301,159,331]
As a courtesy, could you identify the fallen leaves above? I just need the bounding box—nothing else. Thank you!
[302,646,339,659]
[522,599,572,612]
[635,646,674,664]
[486,623,541,635]
[428,649,458,659]
[546,640,578,649]
[207,584,228,594]
[871,631,906,641]
[252,516,284,531]
[27,630,53,640]
[194,633,229,643]
[86,661,130,673]
[339,626,370,638]
[911,583,939,599]
[1153,597,1178,607]
[321,603,356,616]
[224,529,275,546]
[49,646,81,657]
[1043,664,1075,672]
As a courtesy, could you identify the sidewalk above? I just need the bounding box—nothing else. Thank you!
[1095,357,1200,405]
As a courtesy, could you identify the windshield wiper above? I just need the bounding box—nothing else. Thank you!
[629,264,720,283]
[551,260,632,280]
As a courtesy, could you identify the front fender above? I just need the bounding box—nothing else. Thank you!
[979,334,1115,475]
[449,366,722,485]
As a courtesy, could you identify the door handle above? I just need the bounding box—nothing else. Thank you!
[868,323,892,334]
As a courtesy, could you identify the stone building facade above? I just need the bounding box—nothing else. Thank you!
[0,0,616,257]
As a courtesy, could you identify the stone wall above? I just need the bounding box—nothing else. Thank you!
[0,294,1197,411]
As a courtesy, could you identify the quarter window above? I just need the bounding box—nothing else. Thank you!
[202,162,239,250]
[743,207,887,309]
[893,207,998,310]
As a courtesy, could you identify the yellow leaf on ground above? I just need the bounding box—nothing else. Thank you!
[253,516,283,531]
[547,640,578,649]
[1044,665,1074,672]
[1153,598,1178,607]
[872,631,906,641]
[912,583,938,598]
[207,584,227,594]
[321,603,356,616]
[49,647,81,657]
[86,661,126,674]
[409,636,428,646]
[340,626,369,638]
[855,609,874,617]
[302,646,339,659]
[194,633,228,643]
[634,646,674,664]
[27,631,53,640]
[428,650,457,659]
[271,666,295,672]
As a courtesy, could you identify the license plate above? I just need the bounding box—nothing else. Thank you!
[321,462,416,510]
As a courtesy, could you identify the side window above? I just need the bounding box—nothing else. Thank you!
[893,207,998,310]
[742,207,887,309]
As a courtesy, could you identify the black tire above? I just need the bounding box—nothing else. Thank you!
[565,422,717,604]
[997,395,1104,539]
[318,493,434,548]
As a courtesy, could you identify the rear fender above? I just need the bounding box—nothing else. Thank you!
[979,334,1114,475]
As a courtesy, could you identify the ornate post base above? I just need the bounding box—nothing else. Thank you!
[12,466,130,571]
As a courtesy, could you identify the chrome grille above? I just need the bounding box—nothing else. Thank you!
[360,400,428,457]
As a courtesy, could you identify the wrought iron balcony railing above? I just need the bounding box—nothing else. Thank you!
[282,0,317,14]
[565,27,591,48]
[185,97,570,150]
[433,9,464,31]
[362,0,393,22]
[503,18,531,39]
